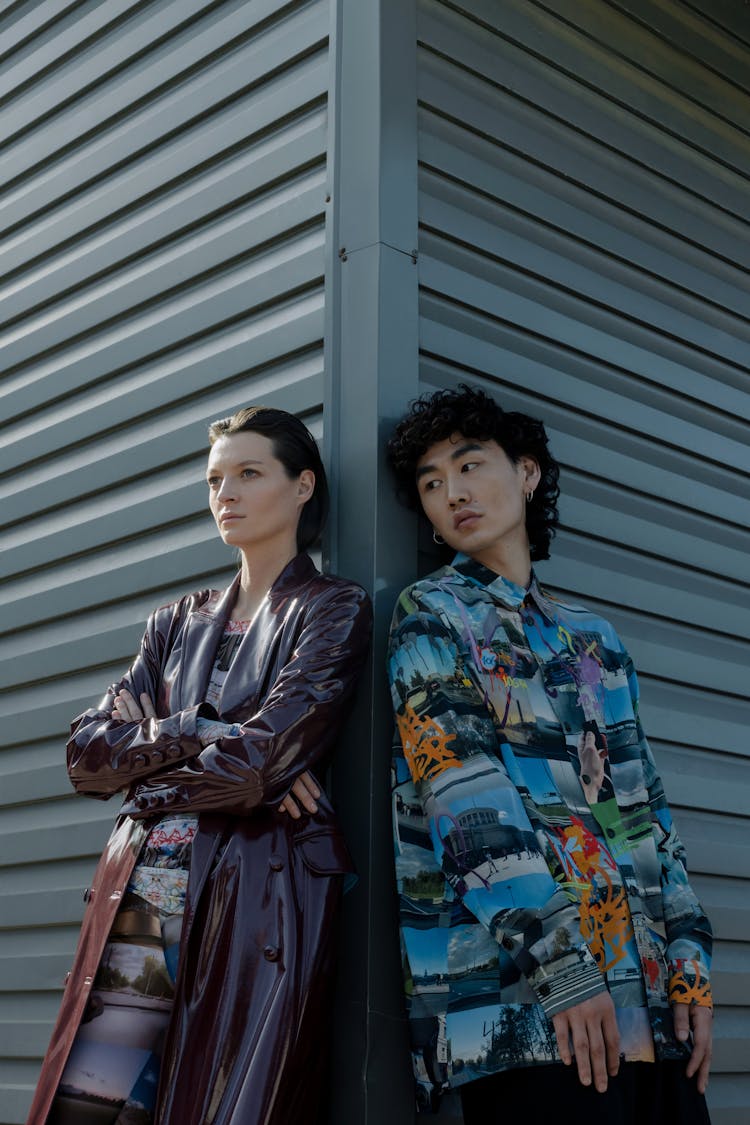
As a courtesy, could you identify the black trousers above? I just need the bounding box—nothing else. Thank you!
[460,1061,711,1125]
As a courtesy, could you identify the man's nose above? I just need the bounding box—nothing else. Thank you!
[446,479,468,507]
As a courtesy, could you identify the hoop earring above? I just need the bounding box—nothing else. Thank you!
[526,490,535,503]
[432,529,445,545]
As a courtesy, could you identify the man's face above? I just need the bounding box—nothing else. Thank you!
[415,433,538,563]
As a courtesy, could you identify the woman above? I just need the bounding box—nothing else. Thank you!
[28,406,372,1125]
[387,385,712,1124]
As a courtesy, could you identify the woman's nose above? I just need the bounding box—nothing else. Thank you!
[217,480,236,502]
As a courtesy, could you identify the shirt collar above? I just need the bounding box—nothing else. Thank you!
[449,552,557,619]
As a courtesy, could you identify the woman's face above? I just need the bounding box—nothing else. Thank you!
[415,433,539,561]
[206,431,313,554]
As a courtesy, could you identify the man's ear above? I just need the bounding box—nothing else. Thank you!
[520,456,541,492]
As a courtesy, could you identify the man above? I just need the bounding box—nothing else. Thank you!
[387,385,712,1123]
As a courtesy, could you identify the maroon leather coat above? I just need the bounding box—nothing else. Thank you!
[27,554,372,1125]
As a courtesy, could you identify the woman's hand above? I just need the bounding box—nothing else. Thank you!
[112,689,156,722]
[278,772,320,819]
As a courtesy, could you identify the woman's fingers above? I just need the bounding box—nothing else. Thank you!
[112,689,152,722]
[278,794,301,819]
[139,692,157,719]
[278,772,321,818]
[291,771,320,813]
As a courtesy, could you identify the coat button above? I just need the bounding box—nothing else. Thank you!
[269,855,284,872]
[263,945,280,962]
[83,887,93,903]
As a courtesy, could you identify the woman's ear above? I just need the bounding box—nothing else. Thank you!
[297,469,315,503]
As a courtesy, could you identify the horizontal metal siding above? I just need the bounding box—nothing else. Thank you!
[0,1,330,1120]
[416,1,750,1120]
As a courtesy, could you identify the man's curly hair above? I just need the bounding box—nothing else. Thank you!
[387,384,560,561]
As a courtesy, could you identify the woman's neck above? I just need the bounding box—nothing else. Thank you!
[233,545,299,621]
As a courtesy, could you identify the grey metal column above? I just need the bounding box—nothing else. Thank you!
[324,1,420,1121]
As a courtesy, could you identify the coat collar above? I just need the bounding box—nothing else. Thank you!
[176,553,317,713]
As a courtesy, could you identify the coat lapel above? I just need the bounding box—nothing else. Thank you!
[172,574,240,710]
[216,555,314,719]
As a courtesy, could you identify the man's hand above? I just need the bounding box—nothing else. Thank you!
[552,992,620,1092]
[112,689,156,722]
[674,1002,712,1094]
[278,772,320,819]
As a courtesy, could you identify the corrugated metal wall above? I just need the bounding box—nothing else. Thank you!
[415,1,750,1121]
[0,1,330,1120]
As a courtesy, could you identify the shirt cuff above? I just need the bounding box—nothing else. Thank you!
[668,959,712,1008]
[527,945,608,1018]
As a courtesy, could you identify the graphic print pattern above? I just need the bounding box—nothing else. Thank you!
[388,555,712,1104]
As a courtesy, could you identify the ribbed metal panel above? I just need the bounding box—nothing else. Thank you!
[0,1,330,1120]
[416,1,750,1120]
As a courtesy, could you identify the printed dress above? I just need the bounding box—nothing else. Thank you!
[48,621,248,1125]
[388,555,712,1106]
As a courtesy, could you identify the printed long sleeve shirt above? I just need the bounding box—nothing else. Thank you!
[389,555,712,1094]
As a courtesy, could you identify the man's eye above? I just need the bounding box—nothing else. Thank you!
[423,479,441,492]
[461,461,479,472]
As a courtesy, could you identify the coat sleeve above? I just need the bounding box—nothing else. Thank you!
[120,583,372,818]
[389,593,606,1020]
[67,601,213,799]
[623,649,713,1008]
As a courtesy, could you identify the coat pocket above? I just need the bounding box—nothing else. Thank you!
[294,829,356,878]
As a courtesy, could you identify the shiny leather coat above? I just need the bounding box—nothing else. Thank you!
[27,554,372,1125]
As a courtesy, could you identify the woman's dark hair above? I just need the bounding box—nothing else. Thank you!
[387,384,560,561]
[209,406,329,552]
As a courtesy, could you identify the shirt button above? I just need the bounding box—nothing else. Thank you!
[269,856,284,872]
[264,945,280,962]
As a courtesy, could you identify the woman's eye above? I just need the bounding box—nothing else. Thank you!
[207,477,221,488]
[423,479,441,492]
[241,468,257,479]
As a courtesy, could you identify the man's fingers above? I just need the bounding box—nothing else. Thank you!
[551,1012,573,1066]
[552,994,619,1092]
[673,1000,691,1043]
[571,1027,593,1087]
[684,1005,713,1094]
[601,1001,621,1076]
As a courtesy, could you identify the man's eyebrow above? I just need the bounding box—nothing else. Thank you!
[416,442,484,480]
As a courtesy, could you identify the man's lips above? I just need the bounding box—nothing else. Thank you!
[453,509,480,531]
